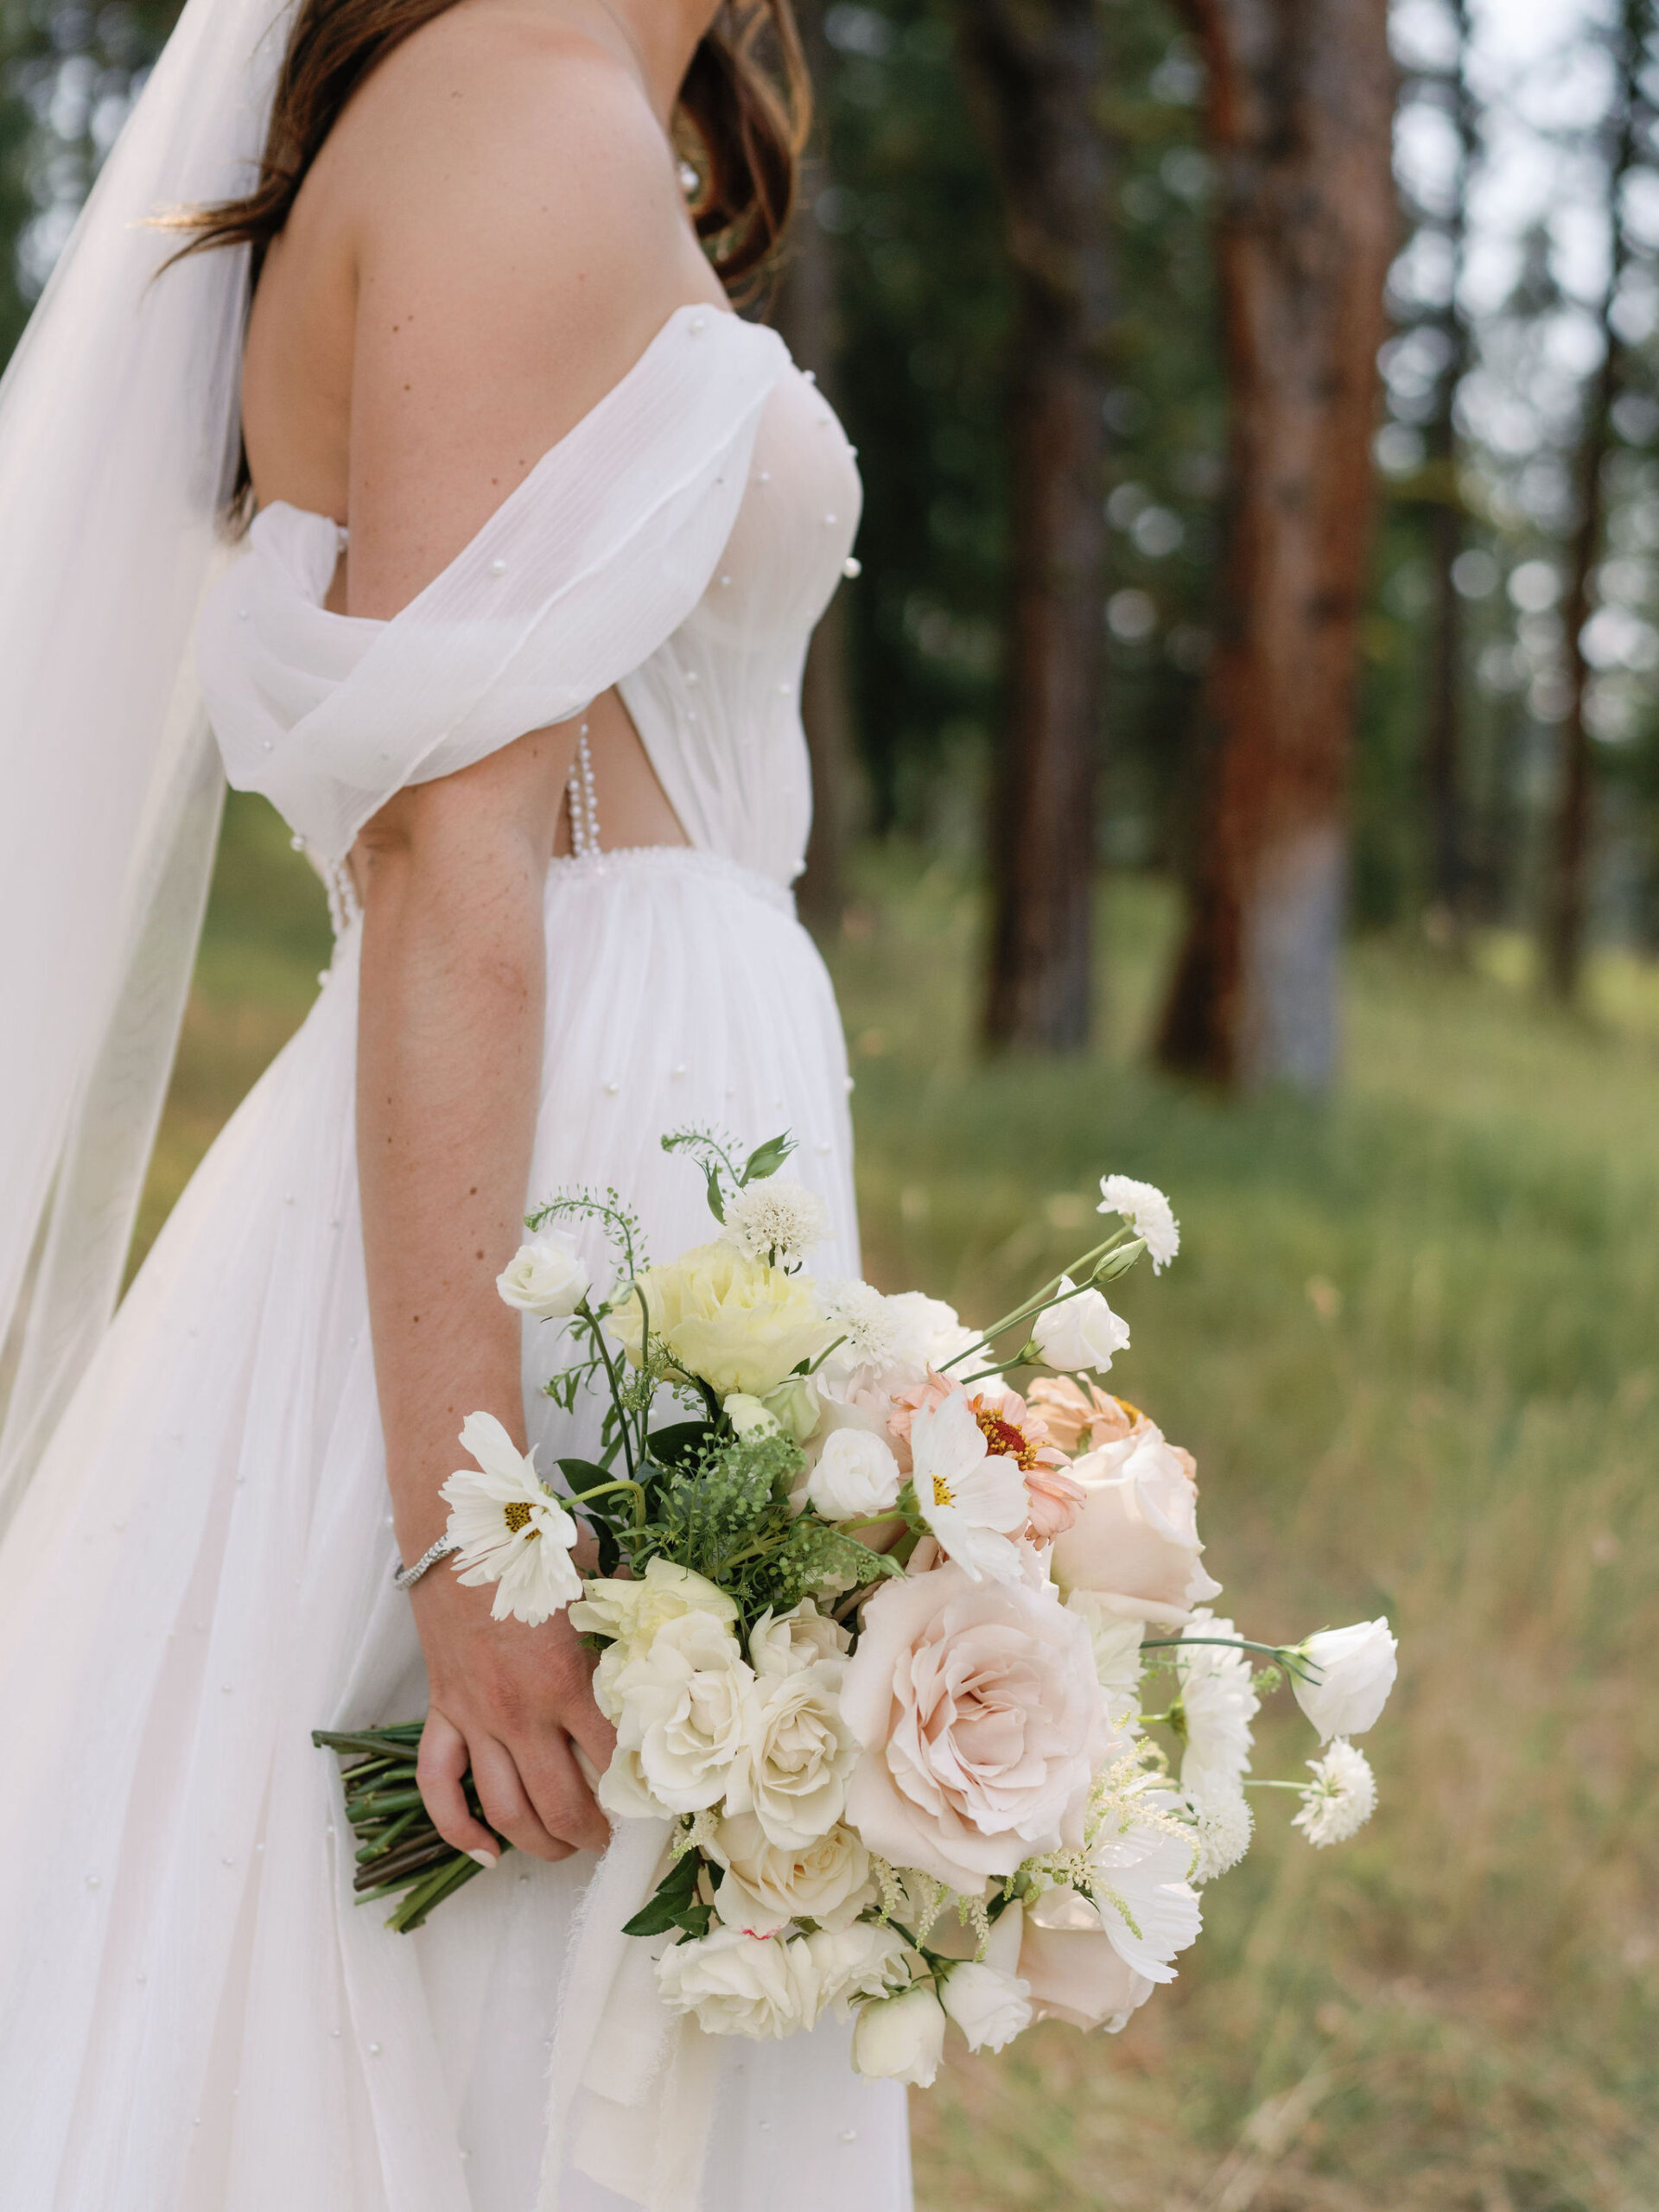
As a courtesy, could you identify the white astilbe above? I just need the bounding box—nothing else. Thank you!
[1292,1738,1376,1847]
[1183,1784,1254,1882]
[1176,1611,1259,1793]
[816,1278,905,1373]
[720,1176,832,1268]
[1097,1174,1180,1273]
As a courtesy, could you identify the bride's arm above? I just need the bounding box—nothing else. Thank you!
[341,16,705,1863]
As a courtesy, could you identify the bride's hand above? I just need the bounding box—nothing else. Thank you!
[409,1568,615,1865]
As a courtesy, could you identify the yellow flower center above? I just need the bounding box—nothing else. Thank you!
[974,1406,1040,1471]
[502,1501,537,1537]
[932,1474,955,1509]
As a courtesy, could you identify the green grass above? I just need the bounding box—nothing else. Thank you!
[149,798,1659,2210]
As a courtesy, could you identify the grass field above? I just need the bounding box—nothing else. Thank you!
[148,796,1659,2212]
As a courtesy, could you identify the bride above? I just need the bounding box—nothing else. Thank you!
[0,0,912,2204]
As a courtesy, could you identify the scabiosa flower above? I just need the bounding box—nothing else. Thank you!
[1292,1738,1377,1847]
[816,1277,905,1373]
[1097,1174,1180,1273]
[720,1176,831,1268]
[440,1411,582,1626]
[1183,1783,1254,1882]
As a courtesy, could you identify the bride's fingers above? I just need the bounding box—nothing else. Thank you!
[517,1726,610,1854]
[563,1694,618,1796]
[416,1707,502,1867]
[469,1732,575,1863]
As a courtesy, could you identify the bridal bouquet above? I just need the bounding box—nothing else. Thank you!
[317,1133,1396,2086]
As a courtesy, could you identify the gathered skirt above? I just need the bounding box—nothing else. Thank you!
[0,845,912,2212]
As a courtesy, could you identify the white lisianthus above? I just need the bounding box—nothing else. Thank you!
[494,1231,590,1319]
[1183,1781,1254,1882]
[806,1427,904,1522]
[720,1176,832,1268]
[599,1609,754,1817]
[725,1659,859,1848]
[1292,1618,1398,1741]
[805,1921,913,2015]
[439,1412,581,1627]
[709,1814,872,1936]
[747,1599,850,1677]
[1292,1738,1377,1847]
[850,1983,948,2087]
[1096,1174,1180,1273]
[909,1388,1030,1585]
[1032,1277,1132,1376]
[883,1291,1008,1400]
[655,1925,822,2038]
[938,1959,1033,2052]
[1176,1611,1259,1794]
[724,1392,782,1441]
[761,1374,822,1443]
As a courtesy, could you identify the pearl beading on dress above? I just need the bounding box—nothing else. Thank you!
[565,721,601,855]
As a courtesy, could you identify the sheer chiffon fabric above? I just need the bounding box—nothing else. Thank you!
[0,320,912,2210]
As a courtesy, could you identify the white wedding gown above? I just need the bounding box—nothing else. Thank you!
[0,307,912,2212]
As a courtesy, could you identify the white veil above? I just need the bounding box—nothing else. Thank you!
[0,0,296,1533]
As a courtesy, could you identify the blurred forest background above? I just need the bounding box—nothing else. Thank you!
[7,0,1658,2204]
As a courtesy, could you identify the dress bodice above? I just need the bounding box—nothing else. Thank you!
[195,308,861,883]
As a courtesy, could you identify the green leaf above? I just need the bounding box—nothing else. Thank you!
[647,1421,717,1469]
[622,1851,702,1937]
[704,1162,726,1224]
[556,1457,617,1497]
[740,1132,795,1185]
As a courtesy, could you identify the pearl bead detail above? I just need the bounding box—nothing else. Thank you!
[842,556,862,578]
[488,558,507,577]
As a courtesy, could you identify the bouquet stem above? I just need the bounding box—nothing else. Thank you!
[313,1725,512,1932]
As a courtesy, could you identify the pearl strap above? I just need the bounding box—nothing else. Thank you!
[391,1532,461,1592]
[565,721,601,855]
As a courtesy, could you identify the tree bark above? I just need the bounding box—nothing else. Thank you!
[1420,0,1476,944]
[774,0,859,933]
[1155,0,1395,1092]
[1542,0,1648,1003]
[953,0,1113,1055]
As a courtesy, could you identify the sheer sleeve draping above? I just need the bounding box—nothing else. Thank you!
[196,308,790,862]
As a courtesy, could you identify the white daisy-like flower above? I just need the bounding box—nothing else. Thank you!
[720,1176,832,1268]
[1292,1738,1376,1847]
[1183,1782,1254,1882]
[1096,1174,1180,1273]
[1176,1611,1258,1793]
[439,1411,582,1627]
[816,1278,905,1374]
[908,1387,1030,1585]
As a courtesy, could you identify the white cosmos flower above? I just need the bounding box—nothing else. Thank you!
[908,1388,1030,1585]
[1033,1277,1132,1375]
[1292,1738,1377,1847]
[494,1231,590,1319]
[1293,1618,1398,1741]
[439,1412,581,1627]
[1176,1611,1259,1794]
[1096,1174,1180,1273]
[1183,1781,1254,1882]
[720,1176,832,1268]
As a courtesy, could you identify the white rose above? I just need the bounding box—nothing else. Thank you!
[709,1813,872,1936]
[851,1984,948,2087]
[601,1609,753,1816]
[570,1557,740,1722]
[495,1232,590,1319]
[805,1427,904,1522]
[726,1658,859,1847]
[1032,1277,1132,1375]
[748,1599,850,1677]
[1050,1422,1221,1624]
[724,1392,782,1440]
[1293,1618,1397,1741]
[655,1925,821,2038]
[806,1922,912,2016]
[938,1959,1032,2053]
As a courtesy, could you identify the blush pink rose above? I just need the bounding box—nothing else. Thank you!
[1019,1915,1156,2032]
[1048,1421,1221,1625]
[840,1562,1112,1896]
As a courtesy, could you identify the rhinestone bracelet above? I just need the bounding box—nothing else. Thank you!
[391,1532,460,1592]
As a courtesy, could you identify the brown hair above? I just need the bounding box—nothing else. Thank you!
[171,0,808,291]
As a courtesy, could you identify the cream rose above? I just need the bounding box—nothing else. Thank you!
[608,1241,831,1399]
[570,1557,739,1722]
[495,1231,591,1319]
[709,1813,872,1936]
[726,1659,859,1848]
[598,1609,753,1818]
[655,1925,821,2038]
[841,1562,1112,1894]
[1049,1422,1222,1624]
[804,1921,912,2015]
[747,1599,850,1677]
[850,1984,947,2086]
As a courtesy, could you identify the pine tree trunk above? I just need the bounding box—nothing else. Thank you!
[776,0,858,934]
[1155,0,1395,1091]
[1542,0,1647,1002]
[954,0,1113,1054]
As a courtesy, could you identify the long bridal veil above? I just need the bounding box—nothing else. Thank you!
[0,0,296,1533]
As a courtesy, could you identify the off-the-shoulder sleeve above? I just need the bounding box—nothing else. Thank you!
[196,308,790,860]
